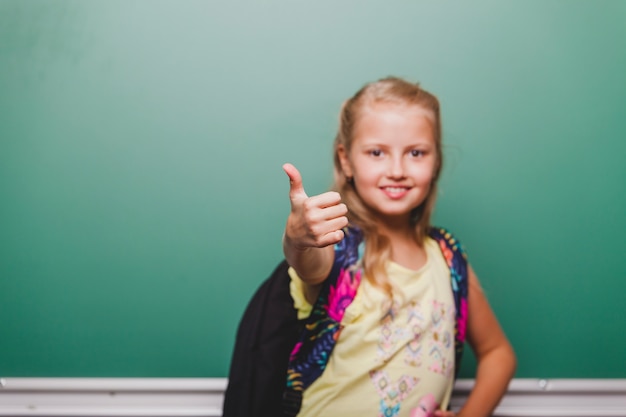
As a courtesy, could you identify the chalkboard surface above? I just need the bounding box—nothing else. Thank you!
[1,0,625,378]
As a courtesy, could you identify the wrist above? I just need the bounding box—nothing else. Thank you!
[283,231,311,253]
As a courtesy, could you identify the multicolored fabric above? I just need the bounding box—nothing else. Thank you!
[282,226,468,417]
[429,227,469,376]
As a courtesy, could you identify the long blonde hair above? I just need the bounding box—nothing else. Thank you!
[332,76,443,296]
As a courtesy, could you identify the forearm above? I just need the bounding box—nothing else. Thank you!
[456,344,516,417]
[283,235,334,304]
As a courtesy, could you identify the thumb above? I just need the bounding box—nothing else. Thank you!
[282,163,307,202]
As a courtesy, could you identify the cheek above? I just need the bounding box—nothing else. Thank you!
[355,164,383,183]
[414,165,437,184]
[350,157,378,179]
[353,171,374,189]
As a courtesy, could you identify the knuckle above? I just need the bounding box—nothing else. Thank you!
[312,235,326,247]
[302,198,316,211]
[308,223,325,239]
[303,212,318,226]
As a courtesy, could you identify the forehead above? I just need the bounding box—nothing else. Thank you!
[361,100,433,117]
[352,102,435,142]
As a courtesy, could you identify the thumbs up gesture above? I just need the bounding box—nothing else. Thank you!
[283,163,348,251]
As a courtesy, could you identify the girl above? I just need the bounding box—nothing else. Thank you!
[281,77,516,417]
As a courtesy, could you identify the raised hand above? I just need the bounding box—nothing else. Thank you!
[283,163,348,251]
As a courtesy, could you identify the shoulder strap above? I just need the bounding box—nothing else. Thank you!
[428,227,469,378]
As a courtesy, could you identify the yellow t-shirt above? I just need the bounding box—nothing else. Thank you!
[289,237,456,417]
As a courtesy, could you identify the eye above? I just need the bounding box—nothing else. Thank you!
[369,149,383,157]
[410,149,425,157]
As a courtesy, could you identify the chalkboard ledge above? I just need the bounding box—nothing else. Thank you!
[1,377,625,416]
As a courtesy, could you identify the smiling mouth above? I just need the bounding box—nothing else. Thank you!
[382,186,409,193]
[381,186,411,198]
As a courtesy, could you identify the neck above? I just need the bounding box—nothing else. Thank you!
[374,218,427,271]
[374,216,415,243]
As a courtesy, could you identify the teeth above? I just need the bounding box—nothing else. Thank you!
[384,187,406,193]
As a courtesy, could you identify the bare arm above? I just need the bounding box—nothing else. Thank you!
[436,266,517,417]
[282,163,348,303]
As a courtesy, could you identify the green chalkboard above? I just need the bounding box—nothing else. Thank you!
[1,0,625,378]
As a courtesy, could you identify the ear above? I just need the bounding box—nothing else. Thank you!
[336,144,353,178]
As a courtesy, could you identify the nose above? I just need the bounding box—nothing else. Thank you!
[387,155,405,179]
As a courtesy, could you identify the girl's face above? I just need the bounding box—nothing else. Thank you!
[338,102,438,226]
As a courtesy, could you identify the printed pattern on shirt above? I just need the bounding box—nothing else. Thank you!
[370,370,418,417]
[377,300,401,363]
[371,294,454,415]
[405,300,426,367]
[428,300,455,377]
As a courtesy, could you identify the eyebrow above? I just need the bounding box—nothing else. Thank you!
[355,139,434,148]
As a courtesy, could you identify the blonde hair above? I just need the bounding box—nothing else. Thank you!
[332,76,443,296]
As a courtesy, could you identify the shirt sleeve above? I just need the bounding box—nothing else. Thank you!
[288,266,313,320]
